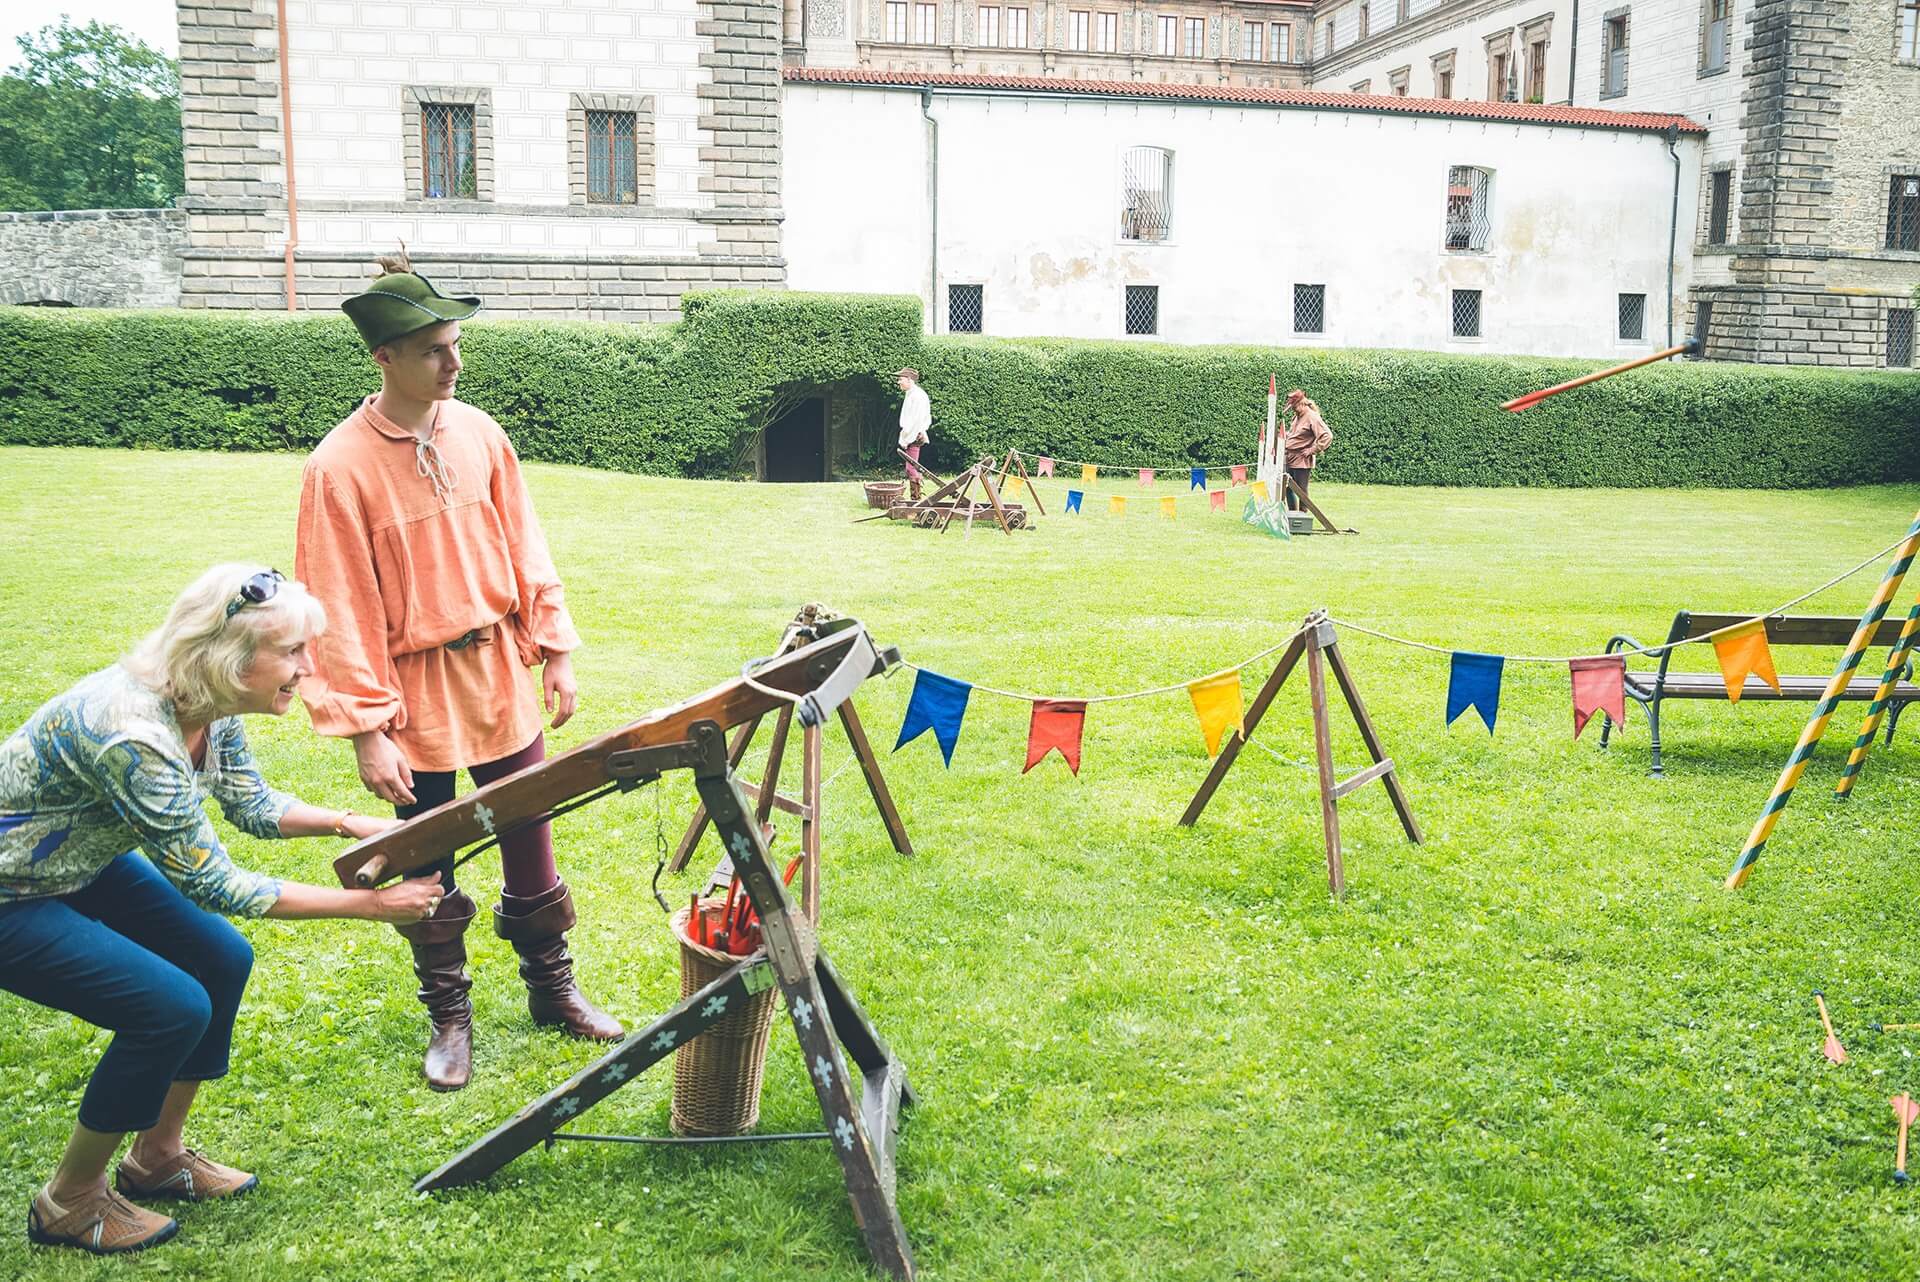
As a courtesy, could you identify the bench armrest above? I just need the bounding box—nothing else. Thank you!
[1604,633,1650,661]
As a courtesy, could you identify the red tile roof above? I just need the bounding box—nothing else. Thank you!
[784,68,1707,135]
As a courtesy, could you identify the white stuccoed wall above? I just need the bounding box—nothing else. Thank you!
[785,83,1702,357]
[281,0,712,256]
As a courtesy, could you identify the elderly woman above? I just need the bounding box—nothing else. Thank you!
[0,564,440,1255]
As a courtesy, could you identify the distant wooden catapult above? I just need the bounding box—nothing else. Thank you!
[885,449,1037,533]
[1180,609,1420,895]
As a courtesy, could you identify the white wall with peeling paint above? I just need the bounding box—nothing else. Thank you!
[783,83,1702,358]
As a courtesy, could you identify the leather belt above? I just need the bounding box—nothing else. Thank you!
[445,626,492,651]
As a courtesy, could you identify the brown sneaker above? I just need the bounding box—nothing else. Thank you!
[28,1184,178,1254]
[115,1148,258,1202]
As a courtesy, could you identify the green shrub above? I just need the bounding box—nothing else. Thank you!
[2,296,1915,488]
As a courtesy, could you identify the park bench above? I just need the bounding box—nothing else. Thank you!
[1598,612,1920,775]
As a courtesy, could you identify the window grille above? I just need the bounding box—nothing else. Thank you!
[1120,145,1174,242]
[1604,16,1628,95]
[1708,169,1732,244]
[1069,9,1089,50]
[1888,175,1920,251]
[1445,165,1492,252]
[1904,2,1920,60]
[422,102,476,199]
[914,2,936,42]
[1096,12,1117,50]
[1704,0,1729,70]
[1244,21,1262,60]
[1006,5,1028,46]
[978,5,999,46]
[949,284,984,333]
[1184,17,1204,57]
[1294,284,1326,334]
[585,110,638,204]
[1618,293,1646,342]
[1272,23,1288,61]
[1694,300,1713,356]
[1891,309,1915,368]
[887,0,908,41]
[1124,285,1159,335]
[1451,289,1482,339]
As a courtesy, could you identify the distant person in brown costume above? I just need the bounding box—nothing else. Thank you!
[1283,389,1333,511]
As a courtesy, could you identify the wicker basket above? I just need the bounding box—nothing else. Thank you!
[668,900,780,1137]
[863,480,907,509]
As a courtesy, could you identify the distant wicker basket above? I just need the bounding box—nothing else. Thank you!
[863,480,907,509]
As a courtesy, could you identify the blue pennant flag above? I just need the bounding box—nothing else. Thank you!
[1446,652,1505,733]
[894,669,972,766]
[1190,467,1206,491]
[1065,489,1084,514]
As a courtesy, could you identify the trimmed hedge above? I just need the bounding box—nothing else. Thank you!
[2,295,1916,488]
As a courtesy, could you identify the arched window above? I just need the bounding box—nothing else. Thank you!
[1120,146,1174,242]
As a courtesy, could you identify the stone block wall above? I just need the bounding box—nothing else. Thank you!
[0,209,189,308]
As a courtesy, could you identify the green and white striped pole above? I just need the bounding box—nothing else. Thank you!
[1727,510,1920,889]
[1832,597,1920,800]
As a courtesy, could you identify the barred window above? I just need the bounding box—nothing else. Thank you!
[1184,17,1204,57]
[979,5,1000,46]
[1604,14,1629,96]
[1294,283,1325,334]
[422,102,476,199]
[1451,289,1482,339]
[1891,309,1915,368]
[887,1,908,41]
[1703,0,1730,71]
[1708,168,1732,244]
[1272,23,1289,61]
[1694,299,1714,356]
[1158,15,1177,55]
[1006,5,1028,46]
[1069,9,1090,50]
[585,110,637,204]
[1445,165,1492,252]
[1096,11,1117,50]
[949,284,984,333]
[1244,21,1262,60]
[1888,174,1920,251]
[1124,285,1159,335]
[1120,145,1174,242]
[914,2,937,41]
[1618,292,1646,342]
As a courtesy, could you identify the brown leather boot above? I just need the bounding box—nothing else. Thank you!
[493,881,623,1041]
[394,888,476,1091]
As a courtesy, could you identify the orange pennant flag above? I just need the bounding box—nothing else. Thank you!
[1569,655,1626,740]
[1023,700,1086,775]
[1209,489,1226,513]
[1138,468,1154,487]
[1712,620,1781,703]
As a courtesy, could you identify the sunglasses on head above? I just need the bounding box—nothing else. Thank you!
[225,569,286,619]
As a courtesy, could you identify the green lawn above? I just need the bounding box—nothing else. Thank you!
[5,446,1920,1280]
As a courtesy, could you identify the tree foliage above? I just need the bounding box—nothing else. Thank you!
[0,20,184,211]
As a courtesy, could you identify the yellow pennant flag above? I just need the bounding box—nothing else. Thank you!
[1109,494,1126,516]
[1712,620,1782,703]
[1187,672,1244,756]
[1250,480,1270,502]
[1000,475,1023,497]
[1082,463,1099,485]
[1159,496,1177,519]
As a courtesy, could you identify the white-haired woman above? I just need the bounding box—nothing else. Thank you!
[0,564,440,1255]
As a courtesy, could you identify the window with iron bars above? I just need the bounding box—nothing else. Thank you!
[1708,168,1732,245]
[1618,293,1646,342]
[949,284,984,333]
[1294,284,1325,334]
[1445,165,1492,252]
[422,102,477,199]
[1451,289,1482,339]
[1120,145,1173,242]
[1694,299,1713,356]
[1888,174,1920,251]
[1603,14,1628,97]
[585,110,638,204]
[1891,309,1915,369]
[1124,285,1159,335]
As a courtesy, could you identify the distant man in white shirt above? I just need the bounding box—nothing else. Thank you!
[896,367,931,500]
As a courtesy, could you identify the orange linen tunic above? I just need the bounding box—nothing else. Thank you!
[295,396,581,772]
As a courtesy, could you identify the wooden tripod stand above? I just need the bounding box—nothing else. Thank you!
[670,606,913,919]
[1278,474,1354,534]
[1180,610,1420,895]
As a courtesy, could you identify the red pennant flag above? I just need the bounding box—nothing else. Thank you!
[1208,489,1226,513]
[1230,465,1247,487]
[1138,468,1154,487]
[1037,456,1055,477]
[1569,656,1626,740]
[1023,700,1086,775]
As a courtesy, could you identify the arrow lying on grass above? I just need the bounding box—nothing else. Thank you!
[1894,1094,1919,1184]
[1815,990,1849,1065]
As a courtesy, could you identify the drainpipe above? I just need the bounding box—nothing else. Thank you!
[920,88,938,333]
[1564,0,1579,104]
[1665,124,1680,349]
[275,0,300,310]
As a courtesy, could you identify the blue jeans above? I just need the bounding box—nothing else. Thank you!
[0,852,254,1133]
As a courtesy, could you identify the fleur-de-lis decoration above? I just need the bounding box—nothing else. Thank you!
[600,1063,630,1085]
[813,1053,834,1087]
[474,802,496,834]
[792,997,814,1030]
[552,1096,580,1119]
[702,995,729,1018]
[729,830,754,862]
[834,1115,856,1150]
[651,1028,678,1052]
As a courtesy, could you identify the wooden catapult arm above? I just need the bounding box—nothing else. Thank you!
[334,622,899,889]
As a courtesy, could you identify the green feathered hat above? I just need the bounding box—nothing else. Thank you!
[341,250,482,349]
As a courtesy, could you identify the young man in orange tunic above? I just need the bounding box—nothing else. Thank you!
[296,253,621,1090]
